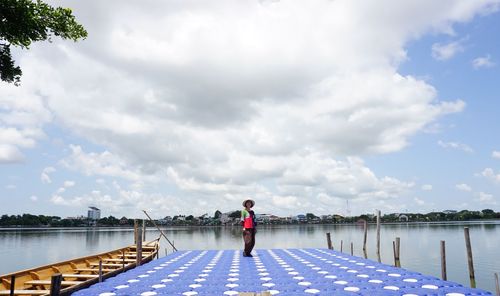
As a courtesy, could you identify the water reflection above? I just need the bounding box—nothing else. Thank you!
[85,229,100,247]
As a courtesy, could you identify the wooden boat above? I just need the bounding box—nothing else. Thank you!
[0,238,160,296]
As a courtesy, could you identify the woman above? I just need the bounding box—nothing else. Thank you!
[241,199,256,257]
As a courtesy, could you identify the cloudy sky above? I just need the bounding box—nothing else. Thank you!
[1,0,500,218]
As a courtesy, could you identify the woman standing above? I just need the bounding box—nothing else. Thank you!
[241,199,256,257]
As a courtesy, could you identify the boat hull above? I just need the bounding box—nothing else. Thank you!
[0,239,160,296]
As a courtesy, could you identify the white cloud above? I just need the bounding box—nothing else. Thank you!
[492,150,500,159]
[472,55,496,69]
[60,145,160,182]
[41,167,56,184]
[480,168,500,183]
[30,195,38,202]
[432,40,465,60]
[64,180,76,188]
[6,0,500,214]
[438,140,474,153]
[49,187,195,217]
[0,84,51,163]
[22,1,478,157]
[456,183,472,191]
[167,154,415,215]
[0,144,25,163]
[50,194,67,206]
[421,184,433,191]
[476,192,496,205]
[414,197,425,205]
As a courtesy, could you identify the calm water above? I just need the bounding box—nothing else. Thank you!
[1,221,499,292]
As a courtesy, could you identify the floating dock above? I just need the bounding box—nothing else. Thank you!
[72,248,492,295]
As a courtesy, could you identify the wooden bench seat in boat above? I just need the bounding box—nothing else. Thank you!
[130,246,156,250]
[24,280,82,286]
[121,251,152,256]
[102,258,135,263]
[61,274,98,279]
[74,268,116,273]
[118,255,150,259]
[0,290,49,295]
[89,263,123,268]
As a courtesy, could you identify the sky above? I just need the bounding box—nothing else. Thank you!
[1,0,500,219]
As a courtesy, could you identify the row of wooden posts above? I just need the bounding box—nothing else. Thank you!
[325,210,500,295]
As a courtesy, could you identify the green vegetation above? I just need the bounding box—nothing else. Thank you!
[0,214,133,227]
[0,0,87,85]
[378,209,499,222]
[0,209,498,227]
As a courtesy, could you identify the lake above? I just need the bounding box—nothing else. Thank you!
[0,221,499,293]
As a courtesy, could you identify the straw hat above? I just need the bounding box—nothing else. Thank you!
[242,199,255,208]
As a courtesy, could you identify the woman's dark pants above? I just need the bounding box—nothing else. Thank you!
[243,228,256,256]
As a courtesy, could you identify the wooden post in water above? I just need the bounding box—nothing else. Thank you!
[340,240,343,252]
[350,242,353,256]
[363,219,368,259]
[376,210,381,262]
[136,225,143,266]
[98,259,103,282]
[464,227,476,288]
[134,219,138,244]
[326,233,333,250]
[142,219,146,242]
[122,250,125,269]
[395,237,401,267]
[392,241,397,266]
[9,275,15,296]
[362,220,367,254]
[50,274,62,296]
[440,240,447,280]
[494,272,499,296]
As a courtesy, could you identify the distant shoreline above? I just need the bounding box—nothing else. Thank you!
[1,219,499,230]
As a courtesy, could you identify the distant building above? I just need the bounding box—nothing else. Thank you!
[296,214,307,223]
[279,216,293,223]
[198,214,210,221]
[398,214,409,222]
[87,207,101,220]
[332,214,345,222]
[443,210,457,214]
[119,217,129,225]
[65,215,85,220]
[269,215,280,222]
[321,215,333,222]
[310,217,321,223]
[220,212,233,224]
[256,214,271,223]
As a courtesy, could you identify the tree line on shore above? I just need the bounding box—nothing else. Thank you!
[0,209,498,227]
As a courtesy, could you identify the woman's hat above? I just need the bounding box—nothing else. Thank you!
[242,199,255,208]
